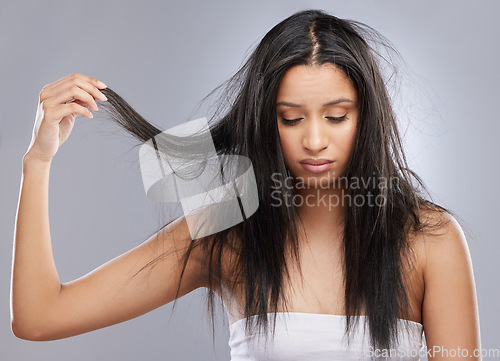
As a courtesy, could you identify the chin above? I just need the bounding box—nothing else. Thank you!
[292,171,339,189]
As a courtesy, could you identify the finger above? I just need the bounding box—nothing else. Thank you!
[65,72,107,90]
[40,73,107,99]
[47,102,94,121]
[69,99,101,115]
[41,76,107,104]
[47,85,100,111]
[71,77,108,102]
[41,73,73,91]
[71,99,89,108]
[42,72,85,92]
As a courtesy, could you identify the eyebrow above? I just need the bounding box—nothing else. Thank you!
[276,98,353,107]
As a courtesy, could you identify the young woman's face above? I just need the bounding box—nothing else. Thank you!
[276,63,358,187]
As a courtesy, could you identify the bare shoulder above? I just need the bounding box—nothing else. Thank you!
[409,206,481,354]
[407,206,469,273]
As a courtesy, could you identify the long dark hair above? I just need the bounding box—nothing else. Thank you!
[96,9,453,353]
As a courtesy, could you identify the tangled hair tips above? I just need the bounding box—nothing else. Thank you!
[95,9,459,356]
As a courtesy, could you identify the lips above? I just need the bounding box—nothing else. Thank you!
[299,159,335,173]
[299,158,333,165]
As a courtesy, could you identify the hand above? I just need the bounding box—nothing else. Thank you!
[26,73,108,162]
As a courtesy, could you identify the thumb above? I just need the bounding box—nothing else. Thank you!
[58,114,76,146]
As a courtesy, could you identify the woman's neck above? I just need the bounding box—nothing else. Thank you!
[295,185,346,244]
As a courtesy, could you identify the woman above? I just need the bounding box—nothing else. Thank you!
[11,9,481,360]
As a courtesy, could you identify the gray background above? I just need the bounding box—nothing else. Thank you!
[1,0,498,360]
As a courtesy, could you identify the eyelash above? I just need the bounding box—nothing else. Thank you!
[280,115,348,125]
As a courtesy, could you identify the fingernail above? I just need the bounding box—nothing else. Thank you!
[101,93,108,101]
[97,80,107,88]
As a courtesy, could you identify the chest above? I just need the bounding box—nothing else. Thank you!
[219,236,424,325]
[280,240,345,313]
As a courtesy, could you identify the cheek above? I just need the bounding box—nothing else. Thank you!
[277,129,290,151]
[277,129,297,163]
[336,123,357,158]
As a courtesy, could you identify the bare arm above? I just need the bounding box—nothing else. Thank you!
[10,155,60,338]
[11,74,208,341]
[421,213,481,360]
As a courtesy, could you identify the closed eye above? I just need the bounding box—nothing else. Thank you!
[326,115,348,122]
[280,115,348,125]
[280,117,303,125]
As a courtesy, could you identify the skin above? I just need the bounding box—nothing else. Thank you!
[12,70,481,359]
[12,74,208,341]
[274,63,482,360]
[276,63,358,237]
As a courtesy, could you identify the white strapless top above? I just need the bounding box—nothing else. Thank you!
[228,312,424,361]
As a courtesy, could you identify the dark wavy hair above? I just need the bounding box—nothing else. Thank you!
[95,8,454,354]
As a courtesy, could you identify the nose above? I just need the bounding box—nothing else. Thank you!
[302,118,328,153]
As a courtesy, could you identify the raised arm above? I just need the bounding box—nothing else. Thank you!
[11,74,209,341]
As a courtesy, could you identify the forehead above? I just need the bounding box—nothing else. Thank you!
[276,63,357,104]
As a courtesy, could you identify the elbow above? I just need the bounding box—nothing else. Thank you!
[11,320,45,341]
[11,320,31,340]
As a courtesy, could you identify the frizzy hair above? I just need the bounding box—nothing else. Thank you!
[94,9,455,354]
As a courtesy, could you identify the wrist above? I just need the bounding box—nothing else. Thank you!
[22,151,52,171]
